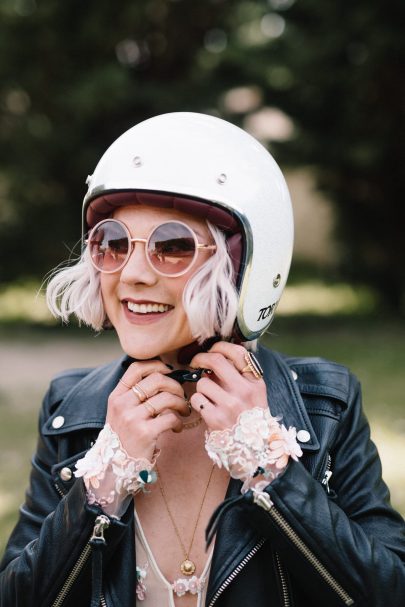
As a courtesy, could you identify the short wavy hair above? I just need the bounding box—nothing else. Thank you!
[46,221,253,346]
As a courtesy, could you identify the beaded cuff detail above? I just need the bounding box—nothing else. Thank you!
[205,407,303,493]
[74,423,157,515]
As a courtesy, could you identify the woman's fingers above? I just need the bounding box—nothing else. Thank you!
[150,411,183,435]
[195,376,231,407]
[114,364,187,413]
[107,359,190,457]
[190,391,214,417]
[135,372,185,400]
[113,360,171,397]
[190,352,235,384]
[191,344,266,391]
[189,342,269,432]
[193,377,245,429]
[139,392,190,418]
[189,392,227,431]
[207,341,248,372]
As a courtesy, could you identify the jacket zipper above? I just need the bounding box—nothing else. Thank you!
[51,543,92,607]
[51,514,110,607]
[54,481,66,499]
[275,551,291,607]
[321,454,333,493]
[253,491,354,606]
[53,480,109,607]
[207,539,265,606]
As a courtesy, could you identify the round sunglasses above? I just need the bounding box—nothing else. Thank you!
[86,218,217,277]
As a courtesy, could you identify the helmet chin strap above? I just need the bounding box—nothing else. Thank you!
[122,333,245,379]
[176,336,222,365]
[176,332,246,365]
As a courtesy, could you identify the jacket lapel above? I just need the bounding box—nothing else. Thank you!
[42,355,131,435]
[206,346,319,603]
[261,347,320,452]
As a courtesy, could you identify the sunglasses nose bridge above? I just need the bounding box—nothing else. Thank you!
[129,237,147,244]
[120,236,155,276]
[128,237,151,266]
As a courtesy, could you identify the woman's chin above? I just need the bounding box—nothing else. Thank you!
[118,336,196,366]
[120,342,164,362]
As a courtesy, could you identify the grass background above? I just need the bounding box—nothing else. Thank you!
[1,311,404,557]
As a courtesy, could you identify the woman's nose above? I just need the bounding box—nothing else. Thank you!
[119,242,157,285]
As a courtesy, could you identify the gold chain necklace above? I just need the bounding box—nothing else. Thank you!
[156,463,215,576]
[182,415,203,430]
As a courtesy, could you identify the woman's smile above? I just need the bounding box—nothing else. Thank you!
[122,298,174,325]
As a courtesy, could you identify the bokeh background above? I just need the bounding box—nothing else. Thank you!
[1,0,404,555]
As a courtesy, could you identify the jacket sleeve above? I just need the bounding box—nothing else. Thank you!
[247,373,405,607]
[0,385,132,607]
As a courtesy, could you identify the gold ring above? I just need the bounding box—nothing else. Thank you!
[143,402,158,418]
[119,378,131,389]
[241,352,264,380]
[131,384,149,403]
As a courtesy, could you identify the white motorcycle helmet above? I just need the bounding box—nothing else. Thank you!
[83,112,294,342]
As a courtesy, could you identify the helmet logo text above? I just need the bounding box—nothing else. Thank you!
[257,301,278,322]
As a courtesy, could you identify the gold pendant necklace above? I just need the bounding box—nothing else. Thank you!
[156,463,215,576]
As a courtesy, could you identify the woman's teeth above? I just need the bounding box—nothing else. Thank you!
[127,302,171,314]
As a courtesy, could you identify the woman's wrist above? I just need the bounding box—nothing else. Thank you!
[205,407,303,493]
[74,423,158,517]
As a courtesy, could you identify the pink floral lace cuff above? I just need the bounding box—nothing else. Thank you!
[74,423,157,518]
[205,407,303,493]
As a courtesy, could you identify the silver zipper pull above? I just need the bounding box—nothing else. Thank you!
[252,490,273,511]
[322,470,333,494]
[90,515,110,544]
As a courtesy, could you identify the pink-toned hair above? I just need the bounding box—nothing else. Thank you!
[46,221,251,346]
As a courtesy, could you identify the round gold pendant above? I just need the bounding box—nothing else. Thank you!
[180,559,196,576]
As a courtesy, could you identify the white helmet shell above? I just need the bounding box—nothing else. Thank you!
[83,112,294,341]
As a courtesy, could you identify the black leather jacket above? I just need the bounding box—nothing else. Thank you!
[1,345,404,607]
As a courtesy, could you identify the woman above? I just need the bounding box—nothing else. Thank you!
[1,113,404,607]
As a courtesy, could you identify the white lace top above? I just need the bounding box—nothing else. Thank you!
[74,412,303,604]
[134,509,212,605]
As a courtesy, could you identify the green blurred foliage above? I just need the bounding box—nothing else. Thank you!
[0,0,404,310]
[271,1,405,311]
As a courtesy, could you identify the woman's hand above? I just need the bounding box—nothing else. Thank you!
[106,360,190,461]
[189,342,268,432]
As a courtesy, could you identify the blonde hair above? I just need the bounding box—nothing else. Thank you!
[46,221,252,345]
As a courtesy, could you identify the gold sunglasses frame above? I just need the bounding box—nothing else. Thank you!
[85,218,216,277]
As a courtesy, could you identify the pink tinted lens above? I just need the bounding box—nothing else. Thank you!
[89,220,129,272]
[147,222,197,275]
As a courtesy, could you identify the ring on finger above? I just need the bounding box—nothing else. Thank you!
[132,383,149,403]
[199,399,207,410]
[143,402,158,418]
[119,378,131,389]
[241,352,264,380]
